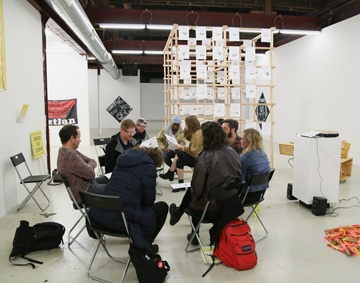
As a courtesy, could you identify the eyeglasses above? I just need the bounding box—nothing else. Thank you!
[123,129,136,135]
[137,124,147,129]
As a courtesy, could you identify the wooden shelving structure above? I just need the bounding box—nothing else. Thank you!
[163,24,276,166]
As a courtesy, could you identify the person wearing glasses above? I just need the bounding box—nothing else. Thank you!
[133,117,150,145]
[105,118,137,173]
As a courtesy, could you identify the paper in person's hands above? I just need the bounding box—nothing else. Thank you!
[164,134,179,151]
[139,137,158,148]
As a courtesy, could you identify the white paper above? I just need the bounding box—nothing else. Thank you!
[261,122,272,136]
[229,65,240,80]
[190,105,198,115]
[202,38,211,46]
[213,46,224,60]
[178,45,190,60]
[215,40,223,47]
[197,84,207,99]
[261,66,272,80]
[204,105,213,116]
[164,133,180,150]
[183,105,191,115]
[230,104,240,118]
[245,47,255,61]
[171,182,191,190]
[245,121,257,129]
[179,26,189,40]
[196,65,207,79]
[261,29,271,43]
[229,27,240,41]
[188,38,196,47]
[217,71,225,84]
[180,65,191,79]
[231,87,240,99]
[212,27,223,41]
[246,84,256,98]
[196,45,207,60]
[217,87,225,100]
[246,66,256,80]
[214,103,225,117]
[206,88,213,100]
[179,105,184,116]
[242,40,252,47]
[197,105,204,116]
[229,46,240,60]
[184,78,191,84]
[140,136,158,148]
[196,27,207,40]
[232,78,240,85]
[105,172,112,179]
[245,59,255,66]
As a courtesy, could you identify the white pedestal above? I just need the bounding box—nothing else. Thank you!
[293,135,341,205]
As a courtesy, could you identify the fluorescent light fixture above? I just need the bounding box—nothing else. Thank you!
[239,29,261,33]
[280,29,320,35]
[144,50,163,55]
[87,56,96,60]
[147,24,173,30]
[99,23,146,29]
[112,50,143,55]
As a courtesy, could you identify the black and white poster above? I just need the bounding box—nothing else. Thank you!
[106,96,133,123]
[255,93,269,129]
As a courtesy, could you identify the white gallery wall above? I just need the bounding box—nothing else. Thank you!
[46,32,91,148]
[273,14,360,165]
[88,69,141,134]
[140,82,164,121]
[0,0,48,217]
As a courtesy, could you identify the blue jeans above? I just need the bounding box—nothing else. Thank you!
[163,150,176,167]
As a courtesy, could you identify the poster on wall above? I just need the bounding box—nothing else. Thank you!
[30,131,45,159]
[0,0,6,91]
[48,99,78,126]
[106,96,133,123]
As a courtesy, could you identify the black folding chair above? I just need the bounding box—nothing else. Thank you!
[59,174,86,247]
[184,179,245,264]
[10,153,50,211]
[79,190,133,283]
[93,138,110,176]
[241,168,275,242]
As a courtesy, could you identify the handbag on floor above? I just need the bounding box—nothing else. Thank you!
[129,244,170,283]
[9,220,65,268]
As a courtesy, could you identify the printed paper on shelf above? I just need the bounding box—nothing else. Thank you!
[229,27,240,41]
[214,103,225,117]
[231,87,240,99]
[246,84,256,98]
[179,26,189,40]
[204,105,213,116]
[242,40,252,47]
[245,121,257,129]
[229,65,240,80]
[196,27,207,40]
[246,66,256,80]
[230,104,241,118]
[261,122,272,136]
[212,27,223,41]
[213,46,224,60]
[197,84,207,99]
[178,45,189,60]
[229,46,240,60]
[217,87,225,100]
[261,29,271,43]
[180,65,191,79]
[196,65,207,79]
[245,47,255,61]
[196,45,207,60]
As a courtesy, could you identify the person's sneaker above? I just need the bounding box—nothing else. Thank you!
[169,203,183,226]
[187,232,199,246]
[151,244,159,254]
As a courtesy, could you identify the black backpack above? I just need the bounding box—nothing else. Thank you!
[9,220,65,268]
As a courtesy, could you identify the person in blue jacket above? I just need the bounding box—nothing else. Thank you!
[240,128,271,204]
[88,147,168,254]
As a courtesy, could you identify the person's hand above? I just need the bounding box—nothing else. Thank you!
[175,144,184,150]
[163,148,170,152]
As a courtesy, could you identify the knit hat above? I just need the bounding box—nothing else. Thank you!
[171,116,181,124]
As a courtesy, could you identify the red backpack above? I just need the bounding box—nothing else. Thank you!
[213,218,257,271]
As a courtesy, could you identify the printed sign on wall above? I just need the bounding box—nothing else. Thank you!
[48,99,78,126]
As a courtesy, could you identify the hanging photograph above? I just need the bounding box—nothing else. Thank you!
[106,96,133,123]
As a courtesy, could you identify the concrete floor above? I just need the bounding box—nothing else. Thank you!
[1,127,359,282]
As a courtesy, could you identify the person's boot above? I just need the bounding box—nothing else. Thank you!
[169,203,184,226]
[159,169,175,181]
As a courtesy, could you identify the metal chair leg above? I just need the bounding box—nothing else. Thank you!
[17,182,50,211]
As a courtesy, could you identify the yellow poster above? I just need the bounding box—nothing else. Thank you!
[30,131,45,159]
[0,0,6,91]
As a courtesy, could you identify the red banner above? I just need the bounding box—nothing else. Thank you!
[48,99,78,126]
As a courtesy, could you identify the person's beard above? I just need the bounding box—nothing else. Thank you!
[227,132,232,139]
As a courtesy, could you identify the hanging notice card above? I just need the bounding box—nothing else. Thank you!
[245,120,257,129]
[217,87,225,100]
[197,84,207,99]
[30,131,45,159]
[229,46,240,61]
[229,65,240,80]
[180,65,191,79]
[242,40,252,47]
[261,66,272,80]
[196,45,207,60]
[179,26,189,40]
[214,103,225,117]
[246,84,256,98]
[261,122,272,136]
[245,47,255,61]
[229,27,240,41]
[196,27,206,40]
[213,46,224,60]
[231,87,240,100]
[212,27,223,41]
[196,65,207,79]
[178,45,189,60]
[217,71,225,84]
[261,29,271,43]
[230,104,240,118]
[246,66,256,80]
[204,105,213,116]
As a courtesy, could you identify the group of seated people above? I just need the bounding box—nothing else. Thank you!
[57,116,271,254]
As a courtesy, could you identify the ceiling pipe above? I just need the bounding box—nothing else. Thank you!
[47,0,120,79]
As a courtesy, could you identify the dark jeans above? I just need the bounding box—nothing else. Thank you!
[150,201,169,243]
[163,150,176,168]
[176,151,196,169]
[87,176,109,195]
[179,188,221,231]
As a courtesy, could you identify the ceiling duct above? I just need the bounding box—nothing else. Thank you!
[47,0,120,79]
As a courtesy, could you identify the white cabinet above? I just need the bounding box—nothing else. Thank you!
[293,135,341,205]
